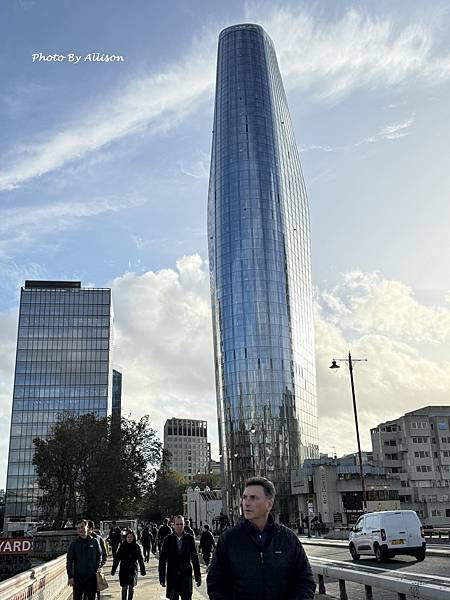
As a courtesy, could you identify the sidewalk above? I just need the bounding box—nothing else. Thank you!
[101,556,208,600]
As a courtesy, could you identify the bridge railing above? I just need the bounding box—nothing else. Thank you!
[423,528,450,539]
[0,554,69,600]
[311,557,449,599]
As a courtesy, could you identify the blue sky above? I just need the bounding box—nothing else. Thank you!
[1,0,450,487]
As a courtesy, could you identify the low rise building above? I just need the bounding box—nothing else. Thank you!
[183,487,223,532]
[371,406,450,526]
[291,453,401,527]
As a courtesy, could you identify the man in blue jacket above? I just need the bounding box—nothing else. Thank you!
[67,518,101,600]
[207,477,316,600]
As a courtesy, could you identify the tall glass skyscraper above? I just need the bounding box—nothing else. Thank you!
[5,281,111,527]
[208,24,318,523]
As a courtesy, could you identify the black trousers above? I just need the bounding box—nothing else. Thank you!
[73,574,97,600]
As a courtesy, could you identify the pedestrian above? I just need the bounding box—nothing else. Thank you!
[184,519,195,537]
[151,523,158,555]
[199,524,215,566]
[159,515,201,600]
[87,520,108,600]
[207,477,316,599]
[111,530,146,600]
[157,518,173,553]
[140,524,152,562]
[67,518,102,600]
[107,520,122,560]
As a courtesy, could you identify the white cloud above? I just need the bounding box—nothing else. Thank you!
[0,36,216,191]
[380,116,415,139]
[0,195,145,258]
[1,8,449,190]
[1,260,450,485]
[110,254,217,446]
[261,7,450,100]
[179,152,211,179]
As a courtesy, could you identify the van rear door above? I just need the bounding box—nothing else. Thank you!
[401,511,422,547]
[382,512,408,548]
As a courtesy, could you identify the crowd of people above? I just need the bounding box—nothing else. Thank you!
[66,476,316,600]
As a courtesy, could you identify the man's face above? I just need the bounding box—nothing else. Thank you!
[242,485,273,522]
[77,521,88,538]
[174,518,184,536]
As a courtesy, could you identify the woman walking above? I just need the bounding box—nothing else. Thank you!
[111,530,146,600]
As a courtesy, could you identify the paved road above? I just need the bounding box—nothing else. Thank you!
[99,540,449,600]
[303,539,450,599]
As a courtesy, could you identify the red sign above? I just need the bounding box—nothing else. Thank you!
[0,538,33,555]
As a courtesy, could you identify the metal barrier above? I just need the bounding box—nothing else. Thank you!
[311,557,450,599]
[424,528,450,539]
[0,554,70,600]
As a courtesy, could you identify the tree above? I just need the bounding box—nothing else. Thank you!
[33,412,161,528]
[140,462,187,522]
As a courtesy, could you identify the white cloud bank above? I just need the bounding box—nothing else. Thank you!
[1,257,450,485]
[109,259,450,459]
[1,7,450,190]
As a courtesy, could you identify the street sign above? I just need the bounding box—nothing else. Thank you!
[307,502,314,515]
[0,538,32,555]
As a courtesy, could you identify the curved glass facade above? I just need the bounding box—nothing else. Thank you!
[208,24,318,523]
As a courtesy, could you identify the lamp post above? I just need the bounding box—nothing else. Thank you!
[329,352,368,512]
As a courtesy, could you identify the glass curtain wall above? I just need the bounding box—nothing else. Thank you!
[5,281,111,523]
[208,24,318,523]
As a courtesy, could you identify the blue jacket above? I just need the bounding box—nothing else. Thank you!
[67,535,101,578]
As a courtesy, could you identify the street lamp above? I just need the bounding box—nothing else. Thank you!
[329,351,368,512]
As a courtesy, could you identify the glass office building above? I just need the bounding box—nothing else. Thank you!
[4,281,111,525]
[208,24,319,523]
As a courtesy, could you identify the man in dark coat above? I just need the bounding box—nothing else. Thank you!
[184,519,195,537]
[159,515,201,600]
[207,477,316,600]
[107,521,122,560]
[140,525,153,562]
[67,519,101,600]
[158,518,173,553]
[199,524,215,566]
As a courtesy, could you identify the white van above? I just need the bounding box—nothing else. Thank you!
[348,510,426,562]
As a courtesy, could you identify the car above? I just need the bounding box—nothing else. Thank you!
[348,510,426,563]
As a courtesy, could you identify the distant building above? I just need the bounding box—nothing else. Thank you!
[291,453,402,527]
[111,368,122,426]
[5,280,111,526]
[184,487,223,532]
[164,418,209,481]
[372,406,450,525]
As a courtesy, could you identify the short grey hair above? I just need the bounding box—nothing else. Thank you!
[244,477,276,499]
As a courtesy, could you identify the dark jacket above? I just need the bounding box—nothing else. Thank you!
[158,524,173,546]
[108,526,122,548]
[159,533,201,599]
[91,532,108,567]
[111,541,145,587]
[207,517,316,600]
[141,527,153,548]
[67,535,101,579]
[199,530,216,554]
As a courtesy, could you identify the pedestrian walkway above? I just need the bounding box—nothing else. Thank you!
[101,556,208,600]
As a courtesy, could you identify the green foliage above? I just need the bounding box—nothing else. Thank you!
[33,413,161,528]
[141,470,187,522]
